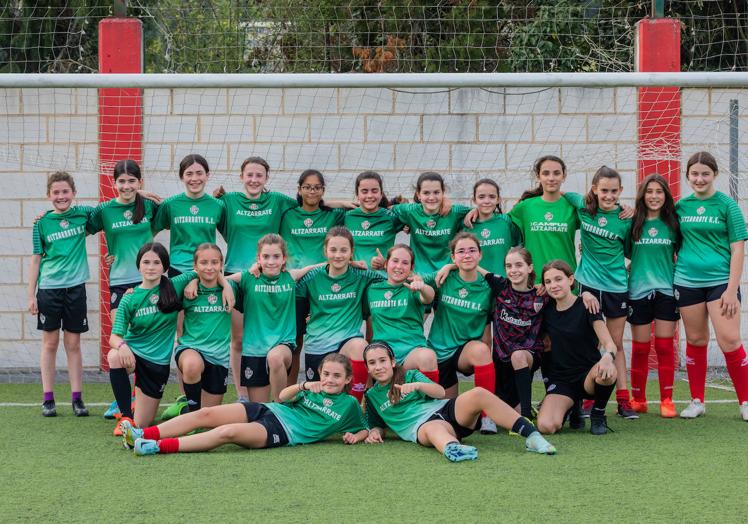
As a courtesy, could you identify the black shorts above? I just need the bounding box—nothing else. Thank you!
[579,284,628,319]
[224,272,245,314]
[674,283,742,308]
[296,298,310,337]
[421,399,478,442]
[437,343,468,390]
[174,348,229,395]
[545,377,594,403]
[109,282,140,310]
[241,348,293,387]
[628,291,680,325]
[133,354,170,399]
[167,267,182,278]
[304,337,361,381]
[494,353,540,408]
[240,400,290,448]
[36,284,89,333]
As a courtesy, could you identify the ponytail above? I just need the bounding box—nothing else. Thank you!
[157,275,181,313]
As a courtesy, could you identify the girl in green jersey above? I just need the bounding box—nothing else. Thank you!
[122,354,368,455]
[469,179,522,276]
[627,174,680,418]
[674,152,748,421]
[363,342,556,462]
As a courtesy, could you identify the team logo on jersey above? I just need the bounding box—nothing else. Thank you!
[331,283,341,293]
[60,219,69,229]
[544,212,553,221]
[250,203,258,210]
[426,219,436,229]
[480,228,490,239]
[361,220,371,230]
[597,216,608,227]
[323,398,333,407]
[674,289,680,301]
[190,205,199,215]
[697,206,705,215]
[458,288,468,299]
[547,384,557,392]
[533,299,544,313]
[384,291,393,300]
[39,313,46,324]
[208,294,218,305]
[123,210,133,220]
[648,227,658,237]
[149,294,159,304]
[244,367,253,380]
[304,218,313,228]
[306,368,315,379]
[628,306,634,318]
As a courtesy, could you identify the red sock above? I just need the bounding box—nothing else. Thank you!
[654,337,675,400]
[685,343,707,402]
[473,363,496,418]
[630,340,651,402]
[350,359,368,402]
[582,399,594,411]
[723,345,748,404]
[420,369,439,384]
[142,426,160,440]
[616,388,630,403]
[158,437,179,454]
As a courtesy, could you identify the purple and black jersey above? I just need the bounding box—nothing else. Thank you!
[485,273,548,362]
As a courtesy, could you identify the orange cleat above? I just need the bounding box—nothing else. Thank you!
[114,416,134,437]
[660,398,676,418]
[630,399,648,413]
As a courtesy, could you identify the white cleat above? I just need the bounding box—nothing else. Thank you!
[479,416,497,435]
[680,399,705,419]
[740,401,748,422]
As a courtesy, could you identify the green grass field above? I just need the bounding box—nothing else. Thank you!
[0,380,744,523]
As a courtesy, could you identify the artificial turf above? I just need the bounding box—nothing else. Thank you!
[0,381,744,523]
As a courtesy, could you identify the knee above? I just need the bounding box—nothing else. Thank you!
[215,425,237,442]
[470,343,492,365]
[686,334,709,347]
[537,418,560,435]
[180,358,203,381]
[266,352,286,370]
[716,335,741,352]
[418,350,438,370]
[510,351,526,368]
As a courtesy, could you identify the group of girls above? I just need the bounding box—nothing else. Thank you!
[27,149,748,455]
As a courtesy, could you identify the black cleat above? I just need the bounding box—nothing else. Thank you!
[42,400,57,417]
[590,415,610,435]
[568,400,585,430]
[72,398,89,417]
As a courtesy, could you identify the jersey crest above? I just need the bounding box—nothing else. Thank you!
[60,219,69,229]
[304,218,313,228]
[458,288,468,299]
[190,205,199,215]
[124,210,133,220]
[597,216,607,227]
[480,228,490,238]
[544,212,553,221]
[361,220,371,230]
[648,227,658,237]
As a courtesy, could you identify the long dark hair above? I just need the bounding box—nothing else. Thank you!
[520,155,567,201]
[363,342,406,404]
[413,171,445,203]
[136,243,181,314]
[686,151,719,176]
[178,154,210,179]
[584,165,621,217]
[296,169,331,211]
[113,159,145,224]
[631,174,680,249]
[473,178,502,214]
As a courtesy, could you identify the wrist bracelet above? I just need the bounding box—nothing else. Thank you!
[117,340,127,350]
[300,381,307,391]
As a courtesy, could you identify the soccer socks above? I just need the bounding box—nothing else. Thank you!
[540,352,553,391]
[593,382,615,412]
[142,426,161,440]
[724,345,748,404]
[630,340,650,402]
[109,368,134,419]
[420,369,439,384]
[350,359,367,402]
[510,416,538,438]
[43,391,54,402]
[513,367,533,419]
[685,343,708,402]
[654,337,676,400]
[71,391,82,402]
[473,363,496,394]
[157,438,179,454]
[183,382,202,413]
[615,388,630,404]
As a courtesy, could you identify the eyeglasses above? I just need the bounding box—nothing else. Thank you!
[454,248,480,256]
[301,185,324,192]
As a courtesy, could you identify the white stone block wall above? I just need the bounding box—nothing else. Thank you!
[0,86,746,370]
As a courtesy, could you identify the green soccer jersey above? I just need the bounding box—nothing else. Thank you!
[219,191,298,273]
[628,218,677,300]
[365,281,427,363]
[469,213,522,276]
[344,207,402,265]
[565,193,631,293]
[675,191,748,287]
[239,270,297,357]
[279,207,346,270]
[177,280,237,368]
[87,198,158,286]
[509,196,580,283]
[424,271,492,362]
[32,206,94,289]
[296,266,385,355]
[153,193,224,273]
[391,203,471,274]
[111,272,195,365]
[364,369,448,443]
[266,390,367,446]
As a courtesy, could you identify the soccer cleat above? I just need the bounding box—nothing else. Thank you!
[42,400,57,417]
[659,398,676,418]
[581,399,593,418]
[443,442,478,462]
[525,431,557,455]
[630,399,648,414]
[590,415,610,435]
[479,416,497,435]
[103,400,120,419]
[133,438,160,456]
[617,400,640,420]
[159,396,188,421]
[680,399,705,419]
[740,402,748,422]
[114,416,134,437]
[568,400,585,430]
[72,398,89,417]
[121,419,144,450]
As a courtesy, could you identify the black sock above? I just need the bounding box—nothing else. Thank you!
[540,352,553,391]
[514,367,533,419]
[592,382,615,416]
[511,416,537,438]
[183,381,202,412]
[109,368,133,419]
